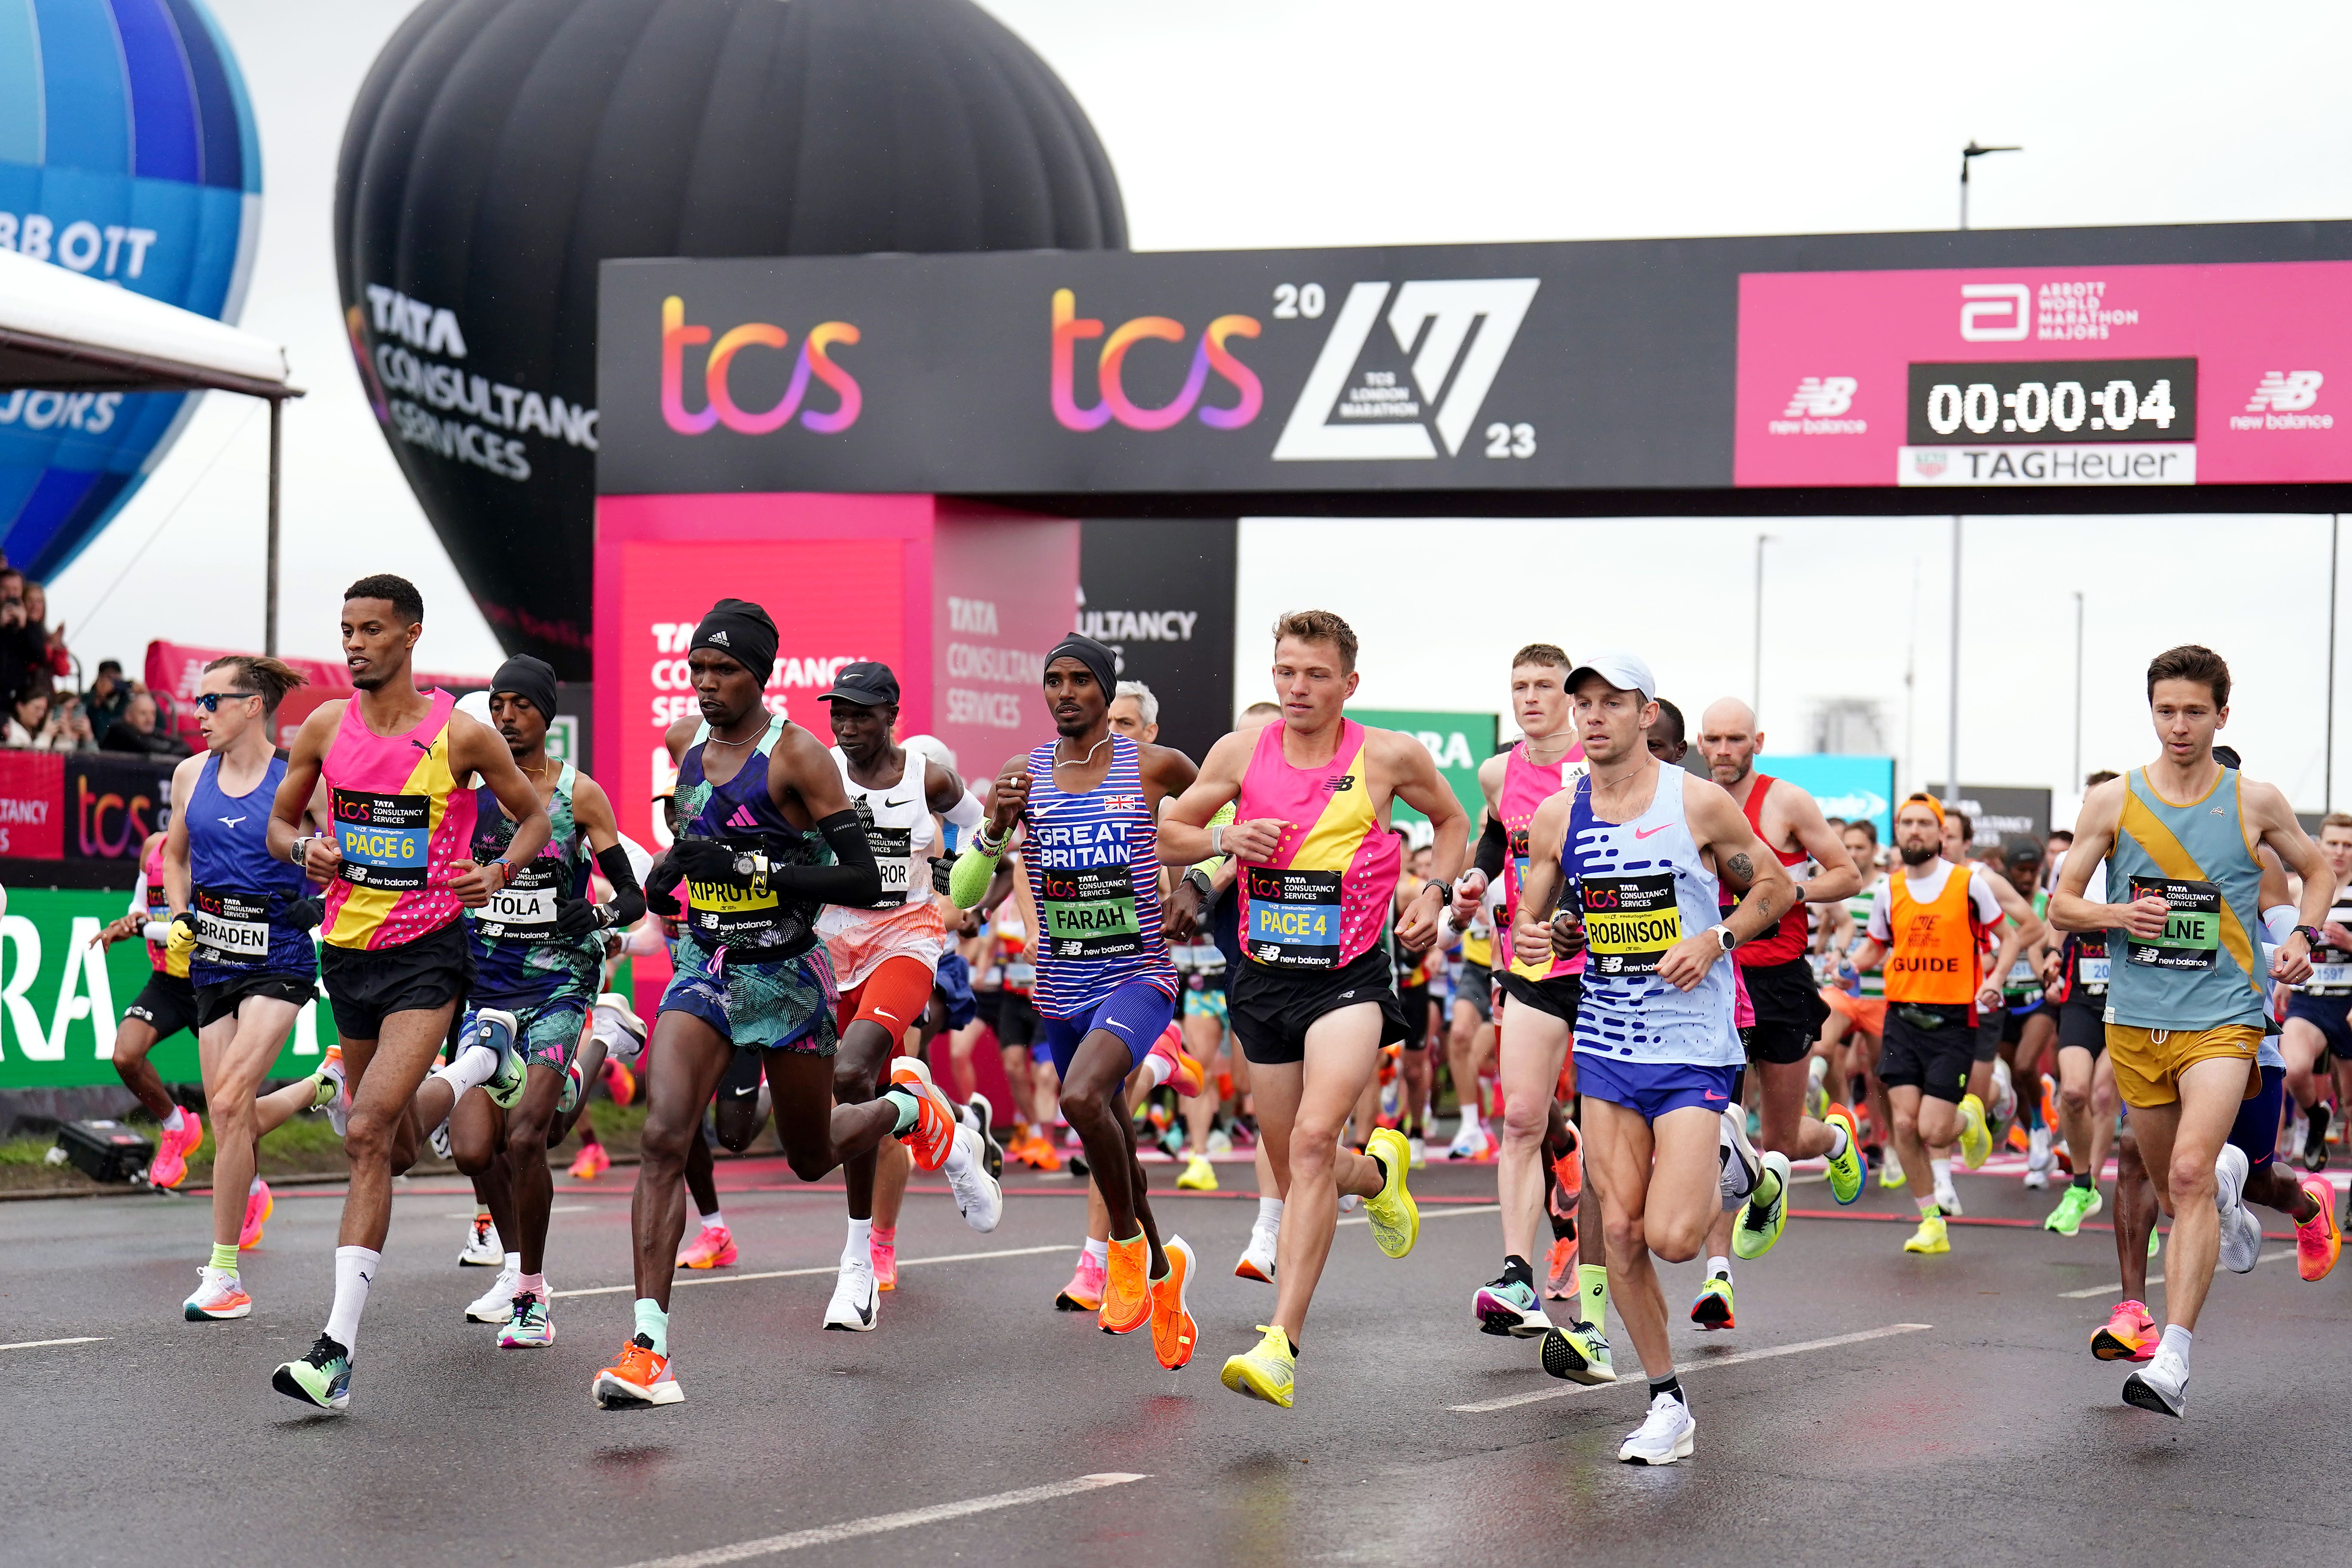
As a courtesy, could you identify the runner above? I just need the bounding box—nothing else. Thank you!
[1505,652,1796,1464]
[947,634,1205,1369]
[592,598,968,1408]
[94,832,205,1190]
[1821,819,1896,1183]
[1160,610,1466,1408]
[264,575,553,1411]
[166,655,335,1321]
[2042,837,2122,1235]
[2280,811,2352,1171]
[818,659,998,1330]
[2050,645,2331,1416]
[1989,839,2060,1191]
[1844,792,2041,1254]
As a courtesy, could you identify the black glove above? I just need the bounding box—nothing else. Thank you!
[930,855,954,896]
[668,835,742,883]
[283,895,324,932]
[645,852,684,918]
[555,896,605,936]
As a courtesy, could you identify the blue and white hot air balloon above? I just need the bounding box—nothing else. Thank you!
[0,0,261,579]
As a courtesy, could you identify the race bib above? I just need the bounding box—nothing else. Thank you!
[2005,958,2038,991]
[688,854,791,948]
[2123,877,2220,971]
[332,788,430,891]
[192,885,271,966]
[2077,955,2111,990]
[1000,960,1035,990]
[2306,963,2352,995]
[1581,873,1681,978]
[861,825,914,909]
[1246,866,1343,969]
[1039,863,1143,960]
[477,862,562,945]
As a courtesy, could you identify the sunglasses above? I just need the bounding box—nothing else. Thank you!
[194,691,260,712]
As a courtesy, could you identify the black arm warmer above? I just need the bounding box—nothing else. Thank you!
[597,841,646,927]
[1473,811,1507,881]
[768,810,884,906]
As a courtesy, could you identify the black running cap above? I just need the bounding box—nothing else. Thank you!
[691,599,777,678]
[821,661,900,707]
[488,655,559,725]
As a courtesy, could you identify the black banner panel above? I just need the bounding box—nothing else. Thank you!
[1077,518,1236,762]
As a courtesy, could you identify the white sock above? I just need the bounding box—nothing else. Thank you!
[323,1245,380,1350]
[1256,1195,1285,1229]
[1140,1051,1174,1091]
[162,1106,185,1133]
[699,1208,727,1232]
[845,1216,873,1265]
[502,1250,520,1274]
[1930,1157,1953,1191]
[1083,1235,1109,1264]
[2159,1323,2192,1363]
[1706,1255,1731,1282]
[1826,1121,1850,1161]
[427,1044,501,1118]
[249,1174,265,1195]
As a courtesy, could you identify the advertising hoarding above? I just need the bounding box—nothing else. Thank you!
[1353,709,1497,829]
[1755,754,1896,840]
[1077,518,1237,764]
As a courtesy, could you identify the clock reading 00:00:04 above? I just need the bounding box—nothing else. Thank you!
[1906,357,2198,445]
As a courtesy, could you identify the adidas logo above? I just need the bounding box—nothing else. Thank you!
[727,805,760,829]
[708,630,731,645]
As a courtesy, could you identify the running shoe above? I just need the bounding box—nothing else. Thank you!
[593,1335,680,1408]
[1733,1152,1792,1260]
[2304,1103,2332,1172]
[1878,1159,1908,1190]
[1206,1127,1234,1158]
[499,1291,554,1348]
[569,1141,612,1182]
[677,1224,736,1269]
[148,1109,202,1190]
[239,1180,274,1251]
[467,1264,523,1323]
[1023,1132,1064,1174]
[1099,1233,1151,1334]
[317,1045,350,1137]
[2297,1175,2341,1281]
[943,1121,1004,1232]
[1447,1118,1487,1161]
[2044,1183,2103,1235]
[2214,1143,2261,1275]
[1903,1214,1949,1254]
[1147,1028,1206,1098]
[1407,1135,1427,1168]
[1149,1236,1198,1371]
[1989,1057,2016,1130]
[2023,1124,2053,1190]
[871,1229,898,1291]
[558,1059,585,1116]
[1544,1235,1578,1300]
[1551,1122,1584,1211]
[1955,1092,1993,1170]
[1690,1273,1735,1330]
[1363,1127,1418,1259]
[2092,1299,2156,1362]
[182,1268,252,1322]
[1805,1054,1831,1122]
[824,1256,879,1331]
[1933,1183,1963,1218]
[1056,1251,1106,1311]
[1823,1104,1866,1205]
[459,1215,503,1268]
[273,1334,352,1411]
[1234,1220,1278,1283]
[428,1119,454,1162]
[593,992,648,1063]
[2122,1346,2187,1417]
[887,1057,958,1171]
[602,1055,637,1109]
[470,1007,528,1109]
[1472,1272,1552,1338]
[1618,1392,1696,1466]
[1219,1324,1296,1408]
[1539,1319,1616,1385]
[1176,1154,1218,1191]
[964,1093,1004,1181]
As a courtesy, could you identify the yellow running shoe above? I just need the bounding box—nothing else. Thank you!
[1219,1323,1296,1408]
[1903,1213,1950,1254]
[1956,1093,1993,1170]
[1176,1154,1218,1192]
[1878,1159,1908,1190]
[1363,1127,1419,1259]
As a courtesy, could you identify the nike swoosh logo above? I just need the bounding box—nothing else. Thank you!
[881,797,914,808]
[1634,824,1670,840]
[1703,1091,1727,1101]
[731,1085,757,1097]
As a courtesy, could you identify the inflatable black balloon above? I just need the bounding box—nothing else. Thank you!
[334,0,1127,677]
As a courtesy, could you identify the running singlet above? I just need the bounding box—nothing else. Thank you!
[1877,863,1990,1007]
[1022,733,1175,1016]
[816,747,945,989]
[2294,882,2352,998]
[467,762,597,1004]
[1844,878,1885,997]
[186,752,311,982]
[1234,718,1401,972]
[2105,766,2267,1031]
[322,689,476,951]
[1723,773,1810,968]
[1565,770,1741,1068]
[1499,740,1587,982]
[2002,889,2050,1004]
[674,713,828,958]
[140,835,188,980]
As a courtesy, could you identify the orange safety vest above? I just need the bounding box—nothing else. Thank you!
[1882,863,1987,1006]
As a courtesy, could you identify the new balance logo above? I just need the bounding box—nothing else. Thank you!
[2247,370,2323,413]
[1273,278,1539,461]
[1782,376,1857,417]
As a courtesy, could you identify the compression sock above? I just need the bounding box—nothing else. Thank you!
[323,1245,379,1351]
[430,1043,501,1103]
[633,1297,669,1356]
[208,1241,239,1273]
[880,1086,924,1134]
[2070,1173,2093,1192]
[1580,1263,1610,1325]
[1083,1235,1109,1266]
[1649,1373,1685,1405]
[845,1216,873,1263]
[1916,1195,1942,1219]
[1502,1254,1535,1291]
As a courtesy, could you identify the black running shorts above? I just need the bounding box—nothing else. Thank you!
[1972,1010,2003,1064]
[123,970,198,1040]
[991,989,1038,1050]
[1396,983,1432,1049]
[1231,946,1409,1066]
[1497,968,1582,1026]
[2056,992,2106,1055]
[1737,957,1829,1066]
[320,918,471,1040]
[1879,1003,1976,1103]
[1455,962,1493,1023]
[195,970,317,1030]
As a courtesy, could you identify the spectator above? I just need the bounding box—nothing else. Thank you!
[6,683,56,749]
[84,659,131,746]
[103,690,188,758]
[21,580,70,682]
[0,571,48,704]
[43,691,96,752]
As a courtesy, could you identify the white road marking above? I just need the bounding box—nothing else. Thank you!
[1338,1203,1499,1229]
[441,1206,594,1218]
[0,1337,107,1352]
[603,1473,1148,1567]
[2056,1246,2293,1299]
[1449,1322,1934,1413]
[552,1243,1071,1300]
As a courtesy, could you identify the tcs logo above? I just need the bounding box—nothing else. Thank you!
[1051,289,1262,433]
[661,297,861,436]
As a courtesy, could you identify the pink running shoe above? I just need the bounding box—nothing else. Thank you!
[1055,1250,1106,1312]
[2297,1175,2341,1282]
[2091,1298,2156,1363]
[239,1179,273,1251]
[149,1109,202,1190]
[871,1226,898,1292]
[1145,1024,1205,1098]
[677,1224,737,1269]
[569,1141,611,1181]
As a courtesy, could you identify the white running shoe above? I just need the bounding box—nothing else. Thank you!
[1205,1128,1234,1158]
[824,1256,879,1331]
[1407,1135,1427,1168]
[1337,1192,1362,1214]
[2214,1143,2262,1274]
[182,1267,252,1321]
[942,1121,1003,1232]
[1618,1391,1697,1465]
[2023,1125,2053,1189]
[1235,1219,1278,1283]
[1934,1183,1963,1218]
[1447,1119,1485,1160]
[465,1264,522,1322]
[592,992,647,1063]
[2123,1344,2188,1417]
[429,1120,453,1161]
[1989,1057,2016,1128]
[459,1216,503,1267]
[1718,1105,1764,1211]
[318,1050,351,1137]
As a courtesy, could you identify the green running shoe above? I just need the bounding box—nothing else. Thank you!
[2149,1226,2162,1257]
[1823,1105,1866,1206]
[1540,1318,1617,1384]
[1732,1152,1792,1260]
[1879,1158,1908,1190]
[272,1333,352,1411]
[2044,1183,2103,1236]
[1690,1273,1735,1330]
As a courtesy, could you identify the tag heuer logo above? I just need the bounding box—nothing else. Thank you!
[1272,278,1538,462]
[1911,450,1949,479]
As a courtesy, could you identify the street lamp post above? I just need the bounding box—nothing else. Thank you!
[1945,142,2020,806]
[1752,533,1772,712]
[1959,140,2022,231]
[2072,590,2085,790]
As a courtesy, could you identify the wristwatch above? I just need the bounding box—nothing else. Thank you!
[1709,923,1737,953]
[2296,924,2325,949]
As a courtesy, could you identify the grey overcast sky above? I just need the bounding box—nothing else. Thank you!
[46,0,2352,814]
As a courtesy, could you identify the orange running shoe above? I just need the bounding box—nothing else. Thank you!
[569,1141,611,1181]
[239,1179,273,1250]
[593,1336,682,1408]
[1146,1026,1205,1099]
[1551,1121,1583,1213]
[1025,1133,1063,1174]
[887,1059,957,1171]
[602,1057,636,1109]
[1545,1234,1578,1299]
[1056,1249,1105,1311]
[1099,1232,1151,1334]
[2297,1175,2341,1282]
[677,1224,736,1269]
[1149,1236,1198,1370]
[871,1226,898,1291]
[149,1109,201,1190]
[2091,1298,2157,1362]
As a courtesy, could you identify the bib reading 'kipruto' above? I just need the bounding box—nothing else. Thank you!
[323,689,476,951]
[2105,765,2266,1032]
[1234,718,1400,972]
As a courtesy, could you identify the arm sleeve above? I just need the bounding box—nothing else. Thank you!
[948,844,1002,909]
[944,789,984,830]
[127,863,149,917]
[767,810,883,906]
[1866,882,1893,943]
[1472,811,1507,881]
[596,841,646,928]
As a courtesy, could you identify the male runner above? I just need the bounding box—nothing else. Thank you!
[264,576,552,1410]
[2053,647,2330,1415]
[1161,611,1464,1408]
[2280,811,2352,1170]
[1689,699,1868,1323]
[950,635,1204,1368]
[1990,839,2059,1188]
[595,600,982,1408]
[2042,838,2121,1233]
[95,832,206,1190]
[1846,793,2040,1253]
[819,660,997,1330]
[1507,653,1795,1464]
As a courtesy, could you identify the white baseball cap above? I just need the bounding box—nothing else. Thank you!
[1564,650,1656,702]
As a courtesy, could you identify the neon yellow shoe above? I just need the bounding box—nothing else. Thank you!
[1956,1093,1993,1170]
[1879,1158,1907,1190]
[1903,1213,1950,1254]
[1732,1152,1792,1260]
[1363,1127,1419,1259]
[1176,1155,1218,1192]
[1823,1105,1866,1205]
[1219,1324,1296,1408]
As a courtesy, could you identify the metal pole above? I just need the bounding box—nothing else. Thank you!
[1947,514,1961,801]
[265,395,282,656]
[1959,157,1969,231]
[1752,533,1769,712]
[2330,513,2340,810]
[2072,590,2084,789]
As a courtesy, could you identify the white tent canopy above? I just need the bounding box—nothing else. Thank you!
[0,246,295,396]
